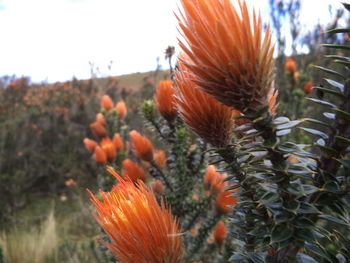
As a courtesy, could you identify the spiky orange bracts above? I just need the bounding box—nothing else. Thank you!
[89,168,183,263]
[155,80,178,122]
[129,130,154,162]
[176,0,274,114]
[175,58,234,147]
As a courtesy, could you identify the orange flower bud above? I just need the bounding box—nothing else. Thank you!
[113,133,124,152]
[90,122,107,138]
[151,180,165,195]
[204,165,217,187]
[101,137,117,162]
[304,81,313,94]
[285,58,297,73]
[116,100,127,119]
[83,138,98,152]
[96,113,106,126]
[122,159,145,183]
[213,221,227,246]
[101,95,114,111]
[154,149,167,168]
[293,71,300,81]
[155,80,177,122]
[129,130,154,162]
[94,145,107,164]
[216,188,238,214]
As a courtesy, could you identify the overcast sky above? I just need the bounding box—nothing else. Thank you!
[0,0,346,83]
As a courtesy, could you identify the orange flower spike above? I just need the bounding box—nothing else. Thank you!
[155,80,177,122]
[304,81,314,94]
[154,149,167,168]
[101,95,114,111]
[213,220,228,246]
[285,58,297,73]
[94,145,107,164]
[176,0,275,113]
[83,138,98,153]
[96,113,106,126]
[116,100,127,119]
[129,130,154,162]
[216,188,239,214]
[90,122,107,138]
[204,165,217,187]
[101,137,117,162]
[113,133,124,152]
[122,159,145,183]
[88,168,183,263]
[175,58,234,147]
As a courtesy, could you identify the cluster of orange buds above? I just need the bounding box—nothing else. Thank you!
[84,132,124,165]
[88,168,183,263]
[84,95,128,165]
[203,165,227,193]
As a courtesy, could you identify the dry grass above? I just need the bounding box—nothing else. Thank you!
[0,212,58,263]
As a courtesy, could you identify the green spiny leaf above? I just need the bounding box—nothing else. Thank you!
[299,127,329,140]
[307,98,337,108]
[324,78,345,92]
[271,224,293,243]
[322,44,350,51]
[312,65,345,79]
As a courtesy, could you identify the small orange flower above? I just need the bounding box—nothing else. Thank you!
[116,100,127,119]
[216,187,238,214]
[175,58,234,147]
[304,81,313,94]
[204,165,228,193]
[88,167,183,263]
[90,122,107,138]
[285,58,297,73]
[17,151,24,157]
[151,180,165,195]
[83,138,98,152]
[101,95,114,111]
[122,159,145,183]
[96,113,106,126]
[155,80,177,122]
[101,137,117,162]
[176,0,274,113]
[129,130,154,162]
[113,133,124,152]
[154,149,167,168]
[94,145,107,164]
[213,220,228,246]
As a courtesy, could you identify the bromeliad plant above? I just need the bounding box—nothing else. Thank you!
[87,0,350,262]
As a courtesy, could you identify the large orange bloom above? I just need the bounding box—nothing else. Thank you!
[88,167,183,263]
[216,187,238,214]
[129,130,154,162]
[155,80,178,122]
[176,0,274,113]
[175,58,234,147]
